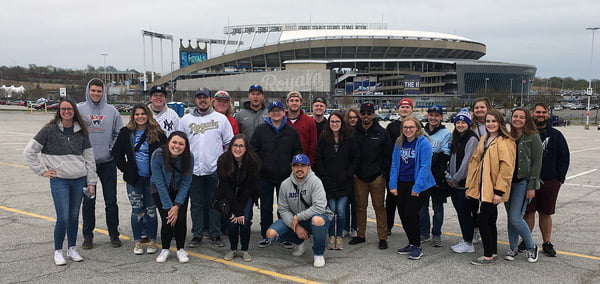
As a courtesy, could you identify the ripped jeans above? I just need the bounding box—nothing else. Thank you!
[126,176,157,242]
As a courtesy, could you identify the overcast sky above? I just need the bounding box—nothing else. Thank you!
[2,0,600,80]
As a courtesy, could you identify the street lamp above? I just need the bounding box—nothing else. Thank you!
[520,78,524,107]
[509,78,513,105]
[100,53,109,83]
[484,77,489,96]
[585,27,599,130]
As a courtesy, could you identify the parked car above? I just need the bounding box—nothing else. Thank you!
[46,102,60,111]
[376,113,391,121]
[550,114,566,127]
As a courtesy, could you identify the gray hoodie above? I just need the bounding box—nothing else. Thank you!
[277,170,333,227]
[77,78,123,163]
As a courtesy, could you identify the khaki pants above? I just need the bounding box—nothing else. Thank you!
[354,175,387,240]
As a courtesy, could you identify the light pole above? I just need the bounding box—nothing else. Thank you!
[520,78,524,107]
[509,78,513,106]
[100,53,108,83]
[585,27,599,130]
[484,77,489,96]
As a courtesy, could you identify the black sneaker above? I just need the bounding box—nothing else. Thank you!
[110,235,122,248]
[378,240,388,250]
[518,240,527,252]
[348,237,366,245]
[82,237,93,250]
[211,237,225,247]
[188,237,201,248]
[527,245,539,262]
[542,241,556,257]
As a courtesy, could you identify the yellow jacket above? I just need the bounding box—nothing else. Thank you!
[465,135,516,203]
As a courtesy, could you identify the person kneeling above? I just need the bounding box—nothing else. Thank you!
[265,154,333,268]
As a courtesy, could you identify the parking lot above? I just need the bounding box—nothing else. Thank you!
[0,109,599,283]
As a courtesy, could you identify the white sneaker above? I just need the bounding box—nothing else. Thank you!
[451,240,465,250]
[133,242,144,255]
[313,255,325,268]
[292,241,306,257]
[156,249,170,263]
[452,242,475,253]
[177,249,189,263]
[67,246,83,262]
[349,228,358,238]
[54,250,66,266]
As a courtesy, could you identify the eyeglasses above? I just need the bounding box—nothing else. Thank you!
[402,126,417,130]
[360,111,373,116]
[232,144,245,149]
[60,107,73,111]
[330,120,342,124]
[348,116,358,119]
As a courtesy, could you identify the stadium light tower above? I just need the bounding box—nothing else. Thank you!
[100,53,108,83]
[585,27,599,130]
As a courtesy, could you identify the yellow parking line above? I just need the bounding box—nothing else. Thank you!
[0,161,28,168]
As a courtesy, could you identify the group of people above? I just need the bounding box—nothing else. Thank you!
[23,78,570,268]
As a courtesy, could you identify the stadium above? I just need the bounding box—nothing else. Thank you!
[152,23,536,109]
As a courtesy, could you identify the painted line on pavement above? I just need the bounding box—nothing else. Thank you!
[570,147,600,154]
[566,169,598,180]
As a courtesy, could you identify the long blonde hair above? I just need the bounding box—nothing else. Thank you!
[126,104,164,144]
[396,116,429,146]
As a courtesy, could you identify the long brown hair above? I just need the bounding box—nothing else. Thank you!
[510,107,538,138]
[218,134,260,177]
[396,116,428,146]
[320,112,351,146]
[485,109,512,139]
[48,99,88,136]
[126,104,164,144]
[345,107,359,127]
[161,131,192,176]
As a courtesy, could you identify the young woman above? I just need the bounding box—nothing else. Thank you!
[389,116,436,260]
[345,108,360,128]
[112,104,166,255]
[466,109,516,265]
[505,107,542,263]
[24,100,97,265]
[215,134,260,262]
[470,97,492,243]
[151,131,194,263]
[343,107,360,238]
[315,112,359,250]
[446,108,479,253]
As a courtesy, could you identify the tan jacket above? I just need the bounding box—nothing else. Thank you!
[465,135,516,203]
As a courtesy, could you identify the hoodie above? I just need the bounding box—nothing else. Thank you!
[277,170,334,227]
[77,78,123,163]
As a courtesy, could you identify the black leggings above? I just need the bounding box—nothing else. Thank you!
[476,201,498,257]
[152,192,188,250]
[396,181,428,247]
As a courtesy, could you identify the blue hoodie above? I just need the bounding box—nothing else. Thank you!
[77,78,123,163]
[389,135,436,193]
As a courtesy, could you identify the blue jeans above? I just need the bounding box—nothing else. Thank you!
[189,173,220,238]
[449,187,475,243]
[82,160,119,238]
[227,199,254,251]
[505,180,535,250]
[268,214,331,255]
[344,194,357,231]
[50,177,85,250]
[328,196,348,237]
[126,176,157,242]
[419,191,444,237]
[259,178,281,238]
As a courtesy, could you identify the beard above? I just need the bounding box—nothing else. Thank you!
[534,118,548,127]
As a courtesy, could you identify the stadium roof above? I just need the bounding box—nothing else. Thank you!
[279,30,477,44]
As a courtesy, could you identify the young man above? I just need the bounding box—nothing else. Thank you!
[148,85,181,137]
[251,101,303,248]
[181,88,234,248]
[266,154,333,268]
[350,102,393,250]
[286,91,318,166]
[78,78,123,249]
[311,97,328,137]
[385,98,414,235]
[521,103,570,257]
[235,84,268,139]
[418,105,451,246]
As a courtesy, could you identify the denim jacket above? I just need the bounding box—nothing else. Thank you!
[150,148,194,209]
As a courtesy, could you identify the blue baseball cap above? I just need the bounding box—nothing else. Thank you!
[195,87,211,97]
[268,101,284,112]
[427,105,444,115]
[249,84,263,93]
[291,154,310,166]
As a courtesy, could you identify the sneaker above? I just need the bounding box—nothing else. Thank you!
[349,228,358,238]
[397,244,414,255]
[432,235,442,247]
[110,235,122,248]
[335,236,344,250]
[223,250,236,261]
[518,240,527,252]
[54,250,66,266]
[292,241,306,257]
[504,248,519,261]
[420,235,432,243]
[379,240,388,250]
[348,237,366,245]
[408,246,423,260]
[542,241,556,257]
[452,242,475,253]
[241,251,252,262]
[527,245,539,263]
[258,238,272,248]
[451,240,465,250]
[147,241,158,254]
[211,237,225,247]
[202,231,210,239]
[177,249,189,263]
[472,229,480,244]
[281,241,295,249]
[188,237,201,248]
[82,237,93,250]
[67,246,83,262]
[342,230,348,238]
[471,255,495,265]
[313,255,325,268]
[133,242,144,255]
[327,236,336,250]
[156,249,170,263]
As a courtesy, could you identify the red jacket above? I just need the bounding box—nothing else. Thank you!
[286,110,317,165]
[226,115,240,135]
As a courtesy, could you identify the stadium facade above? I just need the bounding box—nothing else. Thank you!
[153,23,536,109]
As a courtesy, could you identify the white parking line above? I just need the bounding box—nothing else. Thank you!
[564,183,600,189]
[571,147,600,154]
[566,169,598,180]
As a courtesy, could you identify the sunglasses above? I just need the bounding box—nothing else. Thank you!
[360,111,373,116]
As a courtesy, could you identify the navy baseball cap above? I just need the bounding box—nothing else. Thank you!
[268,101,284,112]
[291,154,310,166]
[249,84,263,93]
[150,85,167,95]
[427,105,444,115]
[195,87,211,97]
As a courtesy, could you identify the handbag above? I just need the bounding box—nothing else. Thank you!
[211,199,231,219]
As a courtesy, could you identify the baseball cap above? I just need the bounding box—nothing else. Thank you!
[286,91,303,101]
[427,105,444,115]
[214,90,231,100]
[398,98,414,108]
[291,154,310,166]
[195,87,211,97]
[268,101,284,112]
[150,85,167,96]
[249,84,263,93]
[312,97,327,106]
[360,102,375,113]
